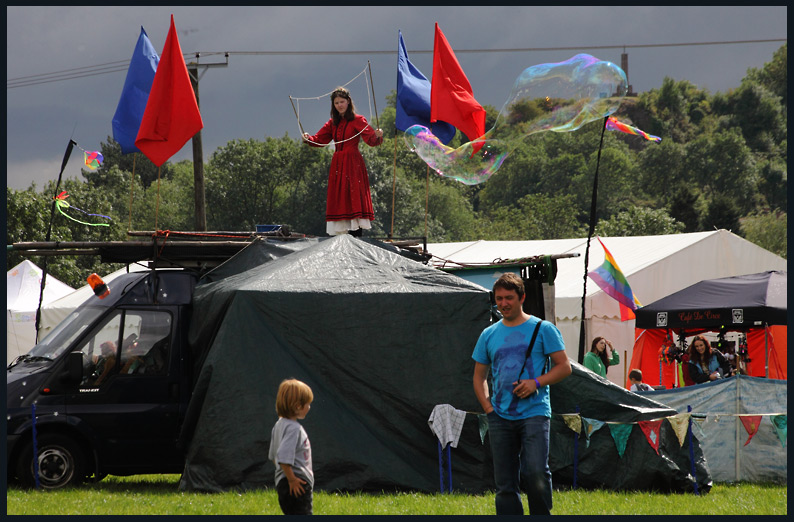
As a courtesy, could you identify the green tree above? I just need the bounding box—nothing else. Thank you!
[743,43,787,107]
[741,210,787,258]
[205,137,306,231]
[700,193,742,235]
[475,193,585,240]
[685,129,758,213]
[596,206,685,237]
[666,183,702,233]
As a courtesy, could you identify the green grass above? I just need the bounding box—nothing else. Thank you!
[6,475,787,515]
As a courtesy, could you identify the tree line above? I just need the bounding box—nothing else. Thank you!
[7,45,786,288]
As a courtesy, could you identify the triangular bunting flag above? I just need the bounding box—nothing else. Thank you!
[561,414,582,435]
[666,413,691,447]
[608,423,633,458]
[639,420,664,455]
[771,415,787,448]
[582,417,606,448]
[477,414,489,445]
[740,415,763,446]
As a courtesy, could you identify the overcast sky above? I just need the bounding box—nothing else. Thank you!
[6,6,787,191]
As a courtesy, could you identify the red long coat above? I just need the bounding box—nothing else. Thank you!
[305,114,383,223]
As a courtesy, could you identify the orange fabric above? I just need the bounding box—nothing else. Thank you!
[746,326,787,379]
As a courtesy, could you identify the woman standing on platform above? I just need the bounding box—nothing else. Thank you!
[303,87,383,237]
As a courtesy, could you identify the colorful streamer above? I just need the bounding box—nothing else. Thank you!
[606,116,661,143]
[54,191,111,227]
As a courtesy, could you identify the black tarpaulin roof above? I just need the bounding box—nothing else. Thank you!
[635,271,787,329]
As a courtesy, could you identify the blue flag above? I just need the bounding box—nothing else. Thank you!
[112,27,160,154]
[396,30,456,144]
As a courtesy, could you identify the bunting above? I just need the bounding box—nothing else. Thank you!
[561,414,582,435]
[588,236,641,321]
[667,412,691,447]
[771,415,787,447]
[608,423,633,458]
[582,417,606,448]
[638,420,664,455]
[740,415,763,446]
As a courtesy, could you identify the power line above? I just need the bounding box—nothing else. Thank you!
[7,38,786,89]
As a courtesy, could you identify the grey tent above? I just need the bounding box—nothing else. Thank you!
[177,235,711,494]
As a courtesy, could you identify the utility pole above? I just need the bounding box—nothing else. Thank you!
[187,53,228,231]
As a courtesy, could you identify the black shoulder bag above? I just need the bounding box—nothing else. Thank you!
[516,320,551,386]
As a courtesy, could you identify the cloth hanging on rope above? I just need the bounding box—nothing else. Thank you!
[428,404,467,448]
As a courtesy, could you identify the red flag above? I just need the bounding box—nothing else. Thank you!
[430,23,486,154]
[638,419,663,455]
[135,15,203,167]
[740,416,763,446]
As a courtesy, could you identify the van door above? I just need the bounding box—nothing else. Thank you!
[66,307,183,472]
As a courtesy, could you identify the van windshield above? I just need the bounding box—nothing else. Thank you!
[22,306,106,363]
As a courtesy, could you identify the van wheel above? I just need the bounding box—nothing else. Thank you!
[16,434,85,489]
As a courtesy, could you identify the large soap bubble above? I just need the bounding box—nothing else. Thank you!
[404,54,628,185]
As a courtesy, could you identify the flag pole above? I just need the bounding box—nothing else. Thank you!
[578,117,609,364]
[368,61,379,129]
[425,165,430,241]
[289,96,305,136]
[36,139,77,343]
[128,154,137,232]
[390,137,397,238]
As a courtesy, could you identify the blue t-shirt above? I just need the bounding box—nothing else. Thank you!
[472,316,565,420]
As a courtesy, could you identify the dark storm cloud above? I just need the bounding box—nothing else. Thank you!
[6,6,786,190]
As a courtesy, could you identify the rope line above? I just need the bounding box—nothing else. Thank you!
[290,63,376,147]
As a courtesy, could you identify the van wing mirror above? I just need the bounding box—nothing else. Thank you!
[66,351,84,384]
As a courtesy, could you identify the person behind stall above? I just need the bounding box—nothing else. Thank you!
[583,337,620,378]
[268,378,314,515]
[628,369,653,392]
[302,87,383,237]
[687,335,732,384]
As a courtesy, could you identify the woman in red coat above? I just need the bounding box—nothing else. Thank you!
[303,87,383,236]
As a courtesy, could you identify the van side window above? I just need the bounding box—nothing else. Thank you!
[119,310,172,376]
[79,312,123,388]
[78,310,172,388]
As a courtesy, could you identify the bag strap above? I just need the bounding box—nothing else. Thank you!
[516,320,543,383]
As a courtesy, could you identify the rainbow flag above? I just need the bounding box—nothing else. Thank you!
[588,236,641,321]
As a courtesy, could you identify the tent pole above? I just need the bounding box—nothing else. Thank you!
[735,377,741,481]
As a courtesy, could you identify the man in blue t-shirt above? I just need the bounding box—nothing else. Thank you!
[473,273,571,515]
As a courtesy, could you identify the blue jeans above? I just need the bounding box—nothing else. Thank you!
[487,412,552,515]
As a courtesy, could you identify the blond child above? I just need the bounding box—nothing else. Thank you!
[268,379,314,515]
